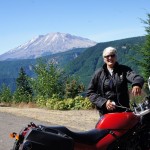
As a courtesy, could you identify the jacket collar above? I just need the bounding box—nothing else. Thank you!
[102,62,119,73]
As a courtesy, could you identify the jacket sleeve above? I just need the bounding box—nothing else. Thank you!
[86,70,107,109]
[125,66,144,88]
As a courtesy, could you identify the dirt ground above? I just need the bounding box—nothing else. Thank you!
[0,106,100,131]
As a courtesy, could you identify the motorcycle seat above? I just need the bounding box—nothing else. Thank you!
[40,125,110,144]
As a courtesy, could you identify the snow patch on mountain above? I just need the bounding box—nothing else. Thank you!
[0,32,97,60]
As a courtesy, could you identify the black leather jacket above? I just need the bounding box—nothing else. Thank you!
[87,62,144,114]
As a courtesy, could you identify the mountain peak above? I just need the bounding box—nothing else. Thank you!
[0,32,97,60]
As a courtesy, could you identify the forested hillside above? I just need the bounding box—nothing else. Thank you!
[0,48,86,91]
[0,36,146,91]
[65,36,145,88]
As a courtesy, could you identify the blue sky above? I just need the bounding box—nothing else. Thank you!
[0,0,150,55]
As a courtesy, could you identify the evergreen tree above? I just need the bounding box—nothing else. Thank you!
[65,76,85,98]
[32,58,65,98]
[139,13,150,80]
[0,83,12,103]
[13,67,33,102]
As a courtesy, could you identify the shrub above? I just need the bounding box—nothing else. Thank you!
[46,96,92,110]
[36,96,47,107]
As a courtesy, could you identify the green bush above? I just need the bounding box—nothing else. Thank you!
[53,101,67,110]
[36,96,47,107]
[64,98,75,110]
[73,96,92,110]
[0,84,12,103]
[46,98,59,109]
[44,96,92,110]
[13,90,32,103]
[80,97,93,109]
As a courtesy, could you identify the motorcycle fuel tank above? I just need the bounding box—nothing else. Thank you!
[96,112,140,130]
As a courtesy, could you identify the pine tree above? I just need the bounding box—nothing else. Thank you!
[0,83,12,103]
[32,58,65,98]
[13,67,33,102]
[65,76,85,98]
[139,13,150,80]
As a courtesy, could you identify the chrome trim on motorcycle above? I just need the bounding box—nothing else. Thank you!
[134,109,150,116]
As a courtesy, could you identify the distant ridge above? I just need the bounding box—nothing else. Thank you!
[0,36,145,91]
[64,36,145,87]
[0,32,97,60]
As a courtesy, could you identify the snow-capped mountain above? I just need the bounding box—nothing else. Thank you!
[0,32,97,60]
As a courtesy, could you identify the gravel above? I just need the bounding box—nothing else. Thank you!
[0,106,100,131]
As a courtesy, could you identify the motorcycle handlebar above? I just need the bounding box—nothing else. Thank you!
[112,95,150,116]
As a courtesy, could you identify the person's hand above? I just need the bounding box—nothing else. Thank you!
[106,100,116,111]
[132,86,142,96]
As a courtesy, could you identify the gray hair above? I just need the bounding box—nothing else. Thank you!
[102,47,117,57]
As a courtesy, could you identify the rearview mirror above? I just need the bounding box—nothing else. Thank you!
[148,77,150,91]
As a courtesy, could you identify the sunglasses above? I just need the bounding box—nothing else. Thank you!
[104,54,115,58]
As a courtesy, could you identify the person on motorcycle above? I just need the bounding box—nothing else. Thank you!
[87,46,144,115]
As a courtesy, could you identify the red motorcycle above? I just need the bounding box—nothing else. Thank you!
[10,78,150,150]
